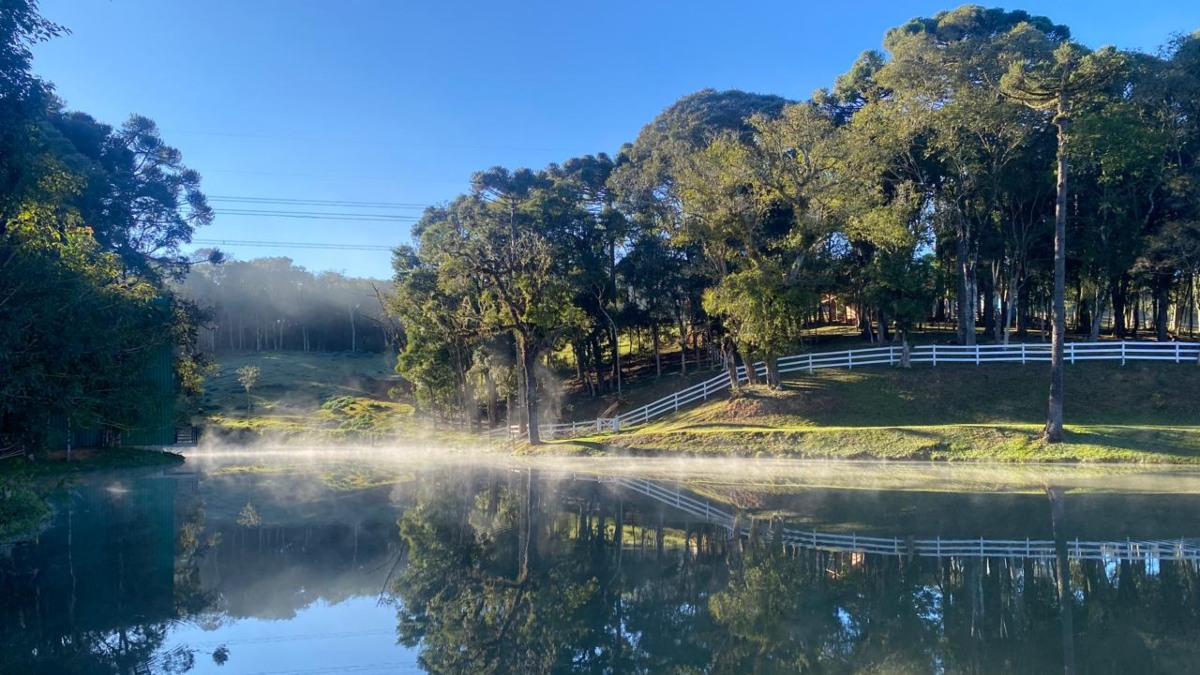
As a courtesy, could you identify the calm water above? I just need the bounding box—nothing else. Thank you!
[5,452,1200,674]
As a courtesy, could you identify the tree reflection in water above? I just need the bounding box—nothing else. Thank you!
[3,467,1200,674]
[393,471,1200,674]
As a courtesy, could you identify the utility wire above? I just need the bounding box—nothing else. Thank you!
[167,127,572,153]
[191,238,394,251]
[213,208,419,222]
[209,196,429,210]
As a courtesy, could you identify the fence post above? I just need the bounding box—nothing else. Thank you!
[1021,343,1026,365]
[1176,342,1181,364]
[613,415,620,433]
[848,350,853,370]
[1121,341,1126,366]
[1069,342,1075,365]
[932,344,937,367]
[673,392,679,412]
[808,353,814,374]
[975,345,980,365]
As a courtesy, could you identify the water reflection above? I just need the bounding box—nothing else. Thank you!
[2,460,1200,674]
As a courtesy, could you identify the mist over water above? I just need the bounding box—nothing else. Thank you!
[187,440,1200,494]
[6,448,1200,674]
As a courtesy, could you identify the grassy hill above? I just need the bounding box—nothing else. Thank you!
[199,352,419,441]
[549,361,1200,463]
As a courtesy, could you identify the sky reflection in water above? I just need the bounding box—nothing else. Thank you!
[4,452,1200,674]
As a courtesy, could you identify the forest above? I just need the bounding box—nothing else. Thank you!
[4,2,1200,452]
[179,256,396,355]
[0,1,211,452]
[388,7,1200,443]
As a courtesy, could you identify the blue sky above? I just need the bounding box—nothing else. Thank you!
[33,0,1200,279]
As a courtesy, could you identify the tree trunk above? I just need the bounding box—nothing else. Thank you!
[740,349,760,386]
[982,270,996,340]
[1017,282,1030,338]
[520,335,541,445]
[1044,111,1068,444]
[1112,277,1129,339]
[723,336,741,389]
[1089,286,1107,342]
[485,369,498,428]
[764,355,780,388]
[957,228,978,346]
[651,323,661,378]
[676,313,688,376]
[1154,282,1170,341]
[1132,294,1141,339]
[590,334,606,393]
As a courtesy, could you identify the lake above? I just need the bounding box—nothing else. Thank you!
[4,450,1200,674]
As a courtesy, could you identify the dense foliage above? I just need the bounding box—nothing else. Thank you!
[0,1,210,453]
[391,6,1200,443]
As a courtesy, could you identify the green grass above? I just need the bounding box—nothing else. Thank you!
[541,362,1200,463]
[200,352,419,441]
[211,462,416,491]
[0,448,184,542]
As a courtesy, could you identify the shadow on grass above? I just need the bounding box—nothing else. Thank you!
[1064,428,1200,457]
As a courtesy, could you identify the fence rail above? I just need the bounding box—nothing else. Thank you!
[514,340,1200,440]
[593,476,1200,563]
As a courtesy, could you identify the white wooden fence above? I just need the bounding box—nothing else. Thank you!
[517,340,1200,440]
[598,475,1200,563]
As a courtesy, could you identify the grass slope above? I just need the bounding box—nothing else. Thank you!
[200,352,419,440]
[549,362,1200,463]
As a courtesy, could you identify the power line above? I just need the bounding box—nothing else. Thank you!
[167,127,574,153]
[209,195,430,210]
[191,238,395,252]
[214,208,419,222]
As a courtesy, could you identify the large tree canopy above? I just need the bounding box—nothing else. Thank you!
[385,9,1200,446]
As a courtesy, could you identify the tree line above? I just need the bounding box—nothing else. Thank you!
[389,6,1200,443]
[0,1,210,452]
[179,256,397,355]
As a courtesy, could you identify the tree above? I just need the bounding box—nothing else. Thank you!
[399,169,586,444]
[235,365,259,412]
[1003,38,1125,442]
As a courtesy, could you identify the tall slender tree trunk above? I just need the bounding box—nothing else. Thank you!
[1112,277,1128,338]
[1154,283,1170,341]
[1089,287,1107,342]
[651,323,661,377]
[676,313,688,376]
[485,369,498,428]
[520,335,541,445]
[957,228,978,346]
[1045,109,1068,443]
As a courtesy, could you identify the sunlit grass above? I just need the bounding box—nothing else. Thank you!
[544,361,1200,463]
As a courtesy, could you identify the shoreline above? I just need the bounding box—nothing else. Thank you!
[0,449,185,543]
